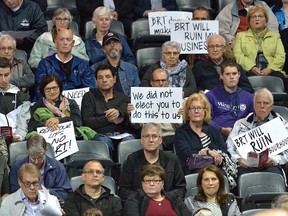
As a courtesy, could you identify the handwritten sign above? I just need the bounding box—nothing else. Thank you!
[171,20,219,54]
[62,87,89,110]
[37,121,78,160]
[131,87,183,123]
[148,11,192,35]
[232,117,288,159]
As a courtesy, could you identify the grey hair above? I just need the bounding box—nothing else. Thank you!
[26,135,48,156]
[52,8,73,25]
[161,41,181,54]
[207,34,226,46]
[141,123,163,137]
[0,34,16,49]
[254,88,274,105]
[92,6,112,24]
[272,195,288,209]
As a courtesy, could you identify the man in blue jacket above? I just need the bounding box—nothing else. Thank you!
[35,28,96,101]
[9,135,72,201]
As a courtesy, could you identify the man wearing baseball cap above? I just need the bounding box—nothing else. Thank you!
[91,32,140,96]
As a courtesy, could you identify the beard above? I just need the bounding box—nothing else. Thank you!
[108,48,120,59]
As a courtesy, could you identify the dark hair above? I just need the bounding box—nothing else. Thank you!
[140,164,165,181]
[0,57,12,69]
[95,64,115,78]
[195,165,227,204]
[220,60,240,74]
[39,75,63,97]
[149,68,168,82]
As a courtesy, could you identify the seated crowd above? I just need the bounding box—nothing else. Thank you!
[1,0,288,215]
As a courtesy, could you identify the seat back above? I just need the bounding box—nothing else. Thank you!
[65,140,113,178]
[131,19,150,40]
[273,106,288,121]
[176,0,211,11]
[238,172,286,198]
[185,173,230,198]
[14,49,28,62]
[70,175,117,194]
[117,139,163,167]
[84,20,125,39]
[8,141,55,165]
[133,35,170,54]
[248,76,285,93]
[46,20,79,36]
[136,47,162,69]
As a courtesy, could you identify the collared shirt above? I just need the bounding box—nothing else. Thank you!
[21,190,42,216]
[29,156,46,187]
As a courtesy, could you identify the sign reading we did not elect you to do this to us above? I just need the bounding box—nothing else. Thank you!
[130,87,183,123]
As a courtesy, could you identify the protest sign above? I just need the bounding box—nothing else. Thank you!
[62,87,89,110]
[37,121,78,160]
[171,20,219,54]
[148,11,192,35]
[130,87,183,123]
[231,117,288,159]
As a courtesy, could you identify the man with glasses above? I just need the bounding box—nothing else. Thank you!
[64,159,122,216]
[0,34,34,92]
[215,0,278,44]
[0,56,30,147]
[118,123,186,203]
[0,0,47,53]
[227,88,288,179]
[193,34,254,93]
[9,134,72,201]
[91,32,140,96]
[0,163,62,215]
[34,28,96,101]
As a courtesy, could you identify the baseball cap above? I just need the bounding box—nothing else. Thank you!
[103,32,120,46]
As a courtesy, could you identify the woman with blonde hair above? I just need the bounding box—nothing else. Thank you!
[174,93,228,173]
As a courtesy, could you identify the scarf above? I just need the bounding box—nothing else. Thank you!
[43,96,70,117]
[160,59,188,87]
[250,27,269,53]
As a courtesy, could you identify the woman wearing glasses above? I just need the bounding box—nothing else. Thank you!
[233,5,286,88]
[123,164,190,216]
[28,8,89,69]
[27,75,83,134]
[140,41,196,98]
[174,93,228,174]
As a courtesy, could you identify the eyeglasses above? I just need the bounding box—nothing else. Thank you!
[20,179,40,188]
[164,52,180,56]
[29,155,45,162]
[83,169,104,176]
[207,45,224,50]
[152,79,168,84]
[0,46,15,52]
[142,134,160,140]
[251,15,265,19]
[44,86,59,93]
[55,18,70,22]
[143,179,163,184]
[190,107,205,112]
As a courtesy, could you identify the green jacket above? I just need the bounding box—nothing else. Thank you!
[234,28,285,74]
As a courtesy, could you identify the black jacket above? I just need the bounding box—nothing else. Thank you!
[64,185,122,216]
[122,189,191,216]
[118,150,186,202]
